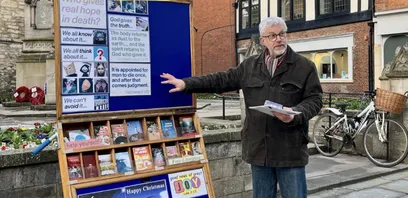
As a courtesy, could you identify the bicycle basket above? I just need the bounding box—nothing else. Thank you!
[375,88,408,114]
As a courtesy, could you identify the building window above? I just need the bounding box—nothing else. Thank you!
[300,49,349,80]
[318,0,349,15]
[280,0,304,21]
[240,0,260,30]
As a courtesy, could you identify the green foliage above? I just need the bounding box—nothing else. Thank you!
[323,97,369,110]
[0,92,14,103]
[0,122,56,150]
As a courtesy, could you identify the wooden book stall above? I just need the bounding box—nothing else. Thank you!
[53,0,215,197]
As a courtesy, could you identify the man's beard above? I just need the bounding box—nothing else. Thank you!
[273,45,287,57]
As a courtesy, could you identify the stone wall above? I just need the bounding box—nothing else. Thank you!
[0,0,25,94]
[0,129,251,198]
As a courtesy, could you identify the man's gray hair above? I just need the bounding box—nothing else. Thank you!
[258,17,288,36]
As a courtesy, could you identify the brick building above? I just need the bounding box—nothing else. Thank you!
[232,0,373,93]
[192,0,237,75]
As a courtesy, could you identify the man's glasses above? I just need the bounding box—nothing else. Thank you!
[262,32,287,41]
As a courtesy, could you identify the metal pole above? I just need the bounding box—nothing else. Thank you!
[223,96,226,120]
[329,93,332,108]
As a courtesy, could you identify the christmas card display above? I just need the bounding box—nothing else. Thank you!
[179,142,193,157]
[111,124,128,144]
[82,153,98,179]
[67,155,83,181]
[160,119,177,139]
[115,151,133,174]
[152,146,166,169]
[191,141,203,155]
[98,153,117,176]
[68,129,90,141]
[166,145,179,159]
[64,123,107,150]
[57,113,214,198]
[179,116,197,137]
[147,120,161,141]
[126,120,145,142]
[93,125,111,145]
[133,146,153,171]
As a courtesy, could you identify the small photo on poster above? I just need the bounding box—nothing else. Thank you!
[62,78,78,94]
[93,30,107,45]
[94,62,108,77]
[78,62,93,77]
[94,78,109,93]
[94,94,109,111]
[122,0,135,13]
[62,62,78,77]
[94,46,108,62]
[62,62,94,78]
[79,78,93,93]
[108,0,122,12]
[135,0,148,15]
[136,17,149,32]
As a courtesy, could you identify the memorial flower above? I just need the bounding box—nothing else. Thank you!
[0,122,57,151]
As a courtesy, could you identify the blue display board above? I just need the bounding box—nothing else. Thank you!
[58,0,194,115]
[76,168,209,198]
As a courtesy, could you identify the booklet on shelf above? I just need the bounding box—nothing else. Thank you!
[249,100,302,116]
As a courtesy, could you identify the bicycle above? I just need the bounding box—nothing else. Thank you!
[312,90,408,168]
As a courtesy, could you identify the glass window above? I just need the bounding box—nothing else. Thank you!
[293,0,304,20]
[304,49,349,80]
[240,0,260,30]
[280,0,304,21]
[319,0,348,15]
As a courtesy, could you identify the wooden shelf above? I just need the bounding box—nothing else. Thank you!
[64,135,202,154]
[67,160,206,185]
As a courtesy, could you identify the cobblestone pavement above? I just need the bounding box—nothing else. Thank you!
[308,170,408,198]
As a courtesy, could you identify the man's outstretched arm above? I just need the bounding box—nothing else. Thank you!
[161,61,245,94]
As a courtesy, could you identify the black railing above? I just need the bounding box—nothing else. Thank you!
[213,93,240,120]
[323,92,369,110]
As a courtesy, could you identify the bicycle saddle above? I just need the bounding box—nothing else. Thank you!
[335,102,349,113]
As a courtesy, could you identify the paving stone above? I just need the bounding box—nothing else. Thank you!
[342,178,390,190]
[381,171,408,181]
[381,179,408,193]
[337,187,404,198]
[308,187,354,198]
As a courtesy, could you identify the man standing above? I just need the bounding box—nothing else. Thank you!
[161,17,322,198]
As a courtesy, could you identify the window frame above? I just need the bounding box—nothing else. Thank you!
[299,48,351,81]
[238,0,261,32]
[315,0,351,19]
[278,0,306,22]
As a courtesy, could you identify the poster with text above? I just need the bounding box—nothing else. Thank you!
[108,14,150,62]
[60,0,107,29]
[168,168,208,198]
[60,28,107,45]
[62,95,94,113]
[77,179,169,198]
[61,46,94,62]
[110,63,151,96]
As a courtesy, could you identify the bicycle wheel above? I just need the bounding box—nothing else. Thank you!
[363,118,408,167]
[313,113,345,157]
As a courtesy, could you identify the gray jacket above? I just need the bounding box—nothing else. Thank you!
[183,46,323,167]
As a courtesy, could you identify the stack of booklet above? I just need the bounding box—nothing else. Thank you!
[249,100,302,116]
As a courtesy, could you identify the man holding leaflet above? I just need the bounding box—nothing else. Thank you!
[161,16,322,198]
